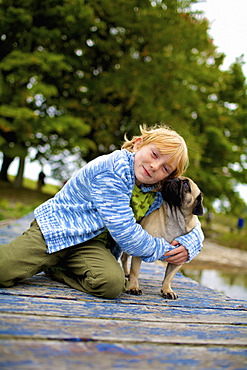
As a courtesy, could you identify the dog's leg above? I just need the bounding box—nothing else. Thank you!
[161,263,182,299]
[121,252,130,277]
[126,256,142,295]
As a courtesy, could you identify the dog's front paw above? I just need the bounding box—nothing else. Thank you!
[161,290,178,300]
[126,288,142,295]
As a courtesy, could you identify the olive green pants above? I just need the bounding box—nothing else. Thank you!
[0,220,128,299]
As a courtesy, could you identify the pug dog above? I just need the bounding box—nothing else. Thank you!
[121,177,203,299]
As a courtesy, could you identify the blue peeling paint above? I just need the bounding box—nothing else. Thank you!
[1,213,247,369]
[96,343,142,356]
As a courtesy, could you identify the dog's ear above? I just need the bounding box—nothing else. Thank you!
[192,193,204,216]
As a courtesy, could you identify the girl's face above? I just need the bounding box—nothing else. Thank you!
[133,138,178,186]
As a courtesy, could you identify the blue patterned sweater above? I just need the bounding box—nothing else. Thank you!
[34,149,204,262]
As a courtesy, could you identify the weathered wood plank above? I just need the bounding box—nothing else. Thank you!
[1,283,244,310]
[1,213,247,370]
[0,295,246,324]
[0,213,34,245]
[0,340,246,370]
[0,314,246,345]
[1,274,246,311]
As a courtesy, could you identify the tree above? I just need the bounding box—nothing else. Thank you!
[0,0,246,213]
[0,0,94,184]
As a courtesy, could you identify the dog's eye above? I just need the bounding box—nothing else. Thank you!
[183,181,190,190]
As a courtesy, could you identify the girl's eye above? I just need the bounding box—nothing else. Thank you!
[152,151,157,158]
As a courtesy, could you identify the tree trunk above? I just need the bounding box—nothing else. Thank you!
[0,154,15,182]
[14,156,25,188]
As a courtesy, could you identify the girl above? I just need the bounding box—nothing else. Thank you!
[0,124,204,298]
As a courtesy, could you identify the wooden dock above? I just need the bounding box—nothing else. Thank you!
[0,213,247,369]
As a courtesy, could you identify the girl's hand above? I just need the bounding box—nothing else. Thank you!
[164,241,189,265]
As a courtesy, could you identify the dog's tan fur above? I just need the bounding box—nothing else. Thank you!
[121,177,203,299]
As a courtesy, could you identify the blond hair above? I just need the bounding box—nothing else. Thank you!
[122,124,188,178]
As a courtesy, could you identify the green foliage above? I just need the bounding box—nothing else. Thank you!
[21,177,60,194]
[0,0,247,212]
[0,178,57,220]
[0,198,35,220]
[218,231,247,251]
[201,213,247,252]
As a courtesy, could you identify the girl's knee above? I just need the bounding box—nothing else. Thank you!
[0,259,14,287]
[87,267,127,299]
[0,275,15,287]
[102,270,126,299]
[0,260,19,287]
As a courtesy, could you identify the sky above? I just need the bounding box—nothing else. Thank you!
[192,0,247,77]
[2,0,247,203]
[191,0,247,203]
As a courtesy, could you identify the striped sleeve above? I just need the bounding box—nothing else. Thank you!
[172,220,204,262]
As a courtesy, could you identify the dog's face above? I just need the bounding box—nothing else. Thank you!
[161,176,203,216]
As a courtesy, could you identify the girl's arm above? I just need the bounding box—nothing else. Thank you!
[166,221,204,262]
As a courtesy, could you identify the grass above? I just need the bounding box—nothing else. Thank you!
[0,178,59,221]
[200,213,247,252]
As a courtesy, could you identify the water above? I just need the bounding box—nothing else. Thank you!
[182,268,247,301]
